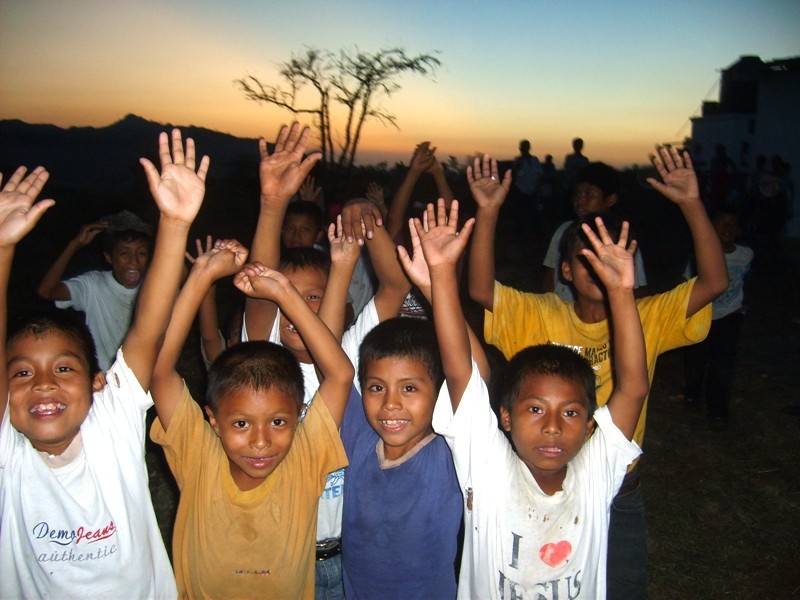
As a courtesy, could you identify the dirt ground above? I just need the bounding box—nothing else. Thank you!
[145,207,800,599]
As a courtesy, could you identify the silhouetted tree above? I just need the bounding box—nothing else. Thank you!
[237,46,440,181]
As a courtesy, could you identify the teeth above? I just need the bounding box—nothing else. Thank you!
[30,402,66,415]
[285,323,297,333]
[381,420,408,426]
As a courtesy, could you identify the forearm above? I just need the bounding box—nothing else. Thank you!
[468,208,499,310]
[683,200,728,315]
[387,169,422,239]
[318,260,357,341]
[608,289,648,399]
[0,247,14,412]
[198,284,224,361]
[37,239,80,299]
[431,169,455,203]
[367,228,411,319]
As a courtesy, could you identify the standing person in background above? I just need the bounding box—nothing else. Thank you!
[562,137,590,220]
[508,139,543,240]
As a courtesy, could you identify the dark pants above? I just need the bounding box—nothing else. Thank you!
[607,472,648,599]
[684,312,743,421]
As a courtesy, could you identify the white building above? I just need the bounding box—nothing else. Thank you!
[691,55,800,236]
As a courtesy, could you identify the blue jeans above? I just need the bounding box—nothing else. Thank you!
[315,553,344,600]
[606,477,648,599]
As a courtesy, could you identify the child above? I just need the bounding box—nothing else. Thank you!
[282,199,326,249]
[37,212,153,370]
[0,129,207,598]
[542,161,648,300]
[468,147,729,598]
[149,239,352,598]
[682,206,754,428]
[426,196,649,597]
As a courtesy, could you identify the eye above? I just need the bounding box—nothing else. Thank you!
[11,368,32,378]
[367,384,384,393]
[271,418,287,427]
[527,405,543,414]
[307,294,322,301]
[402,384,417,393]
[55,365,74,373]
[232,420,248,429]
[564,409,580,418]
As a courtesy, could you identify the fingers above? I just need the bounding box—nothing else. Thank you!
[273,124,291,152]
[17,167,50,201]
[258,138,268,160]
[196,155,211,182]
[158,131,173,167]
[446,199,459,227]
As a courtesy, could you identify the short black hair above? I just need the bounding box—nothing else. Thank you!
[102,229,153,254]
[358,318,444,392]
[7,308,100,375]
[284,201,325,233]
[559,212,624,269]
[500,344,597,417]
[206,341,304,411]
[279,246,331,274]
[575,162,620,198]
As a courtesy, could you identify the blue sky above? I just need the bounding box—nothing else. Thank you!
[1,0,799,167]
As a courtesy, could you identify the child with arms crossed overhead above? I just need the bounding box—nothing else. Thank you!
[424,196,649,598]
[1,129,207,598]
[149,237,352,598]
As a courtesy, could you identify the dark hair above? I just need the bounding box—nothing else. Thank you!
[102,229,153,254]
[279,246,331,274]
[709,202,740,222]
[575,162,619,198]
[358,318,444,391]
[500,344,596,417]
[7,308,100,375]
[206,341,304,411]
[559,212,624,269]
[284,201,325,233]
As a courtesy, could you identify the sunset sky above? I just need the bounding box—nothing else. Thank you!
[2,1,799,168]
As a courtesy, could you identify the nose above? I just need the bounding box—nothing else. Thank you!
[250,426,271,450]
[541,412,562,436]
[32,371,57,391]
[382,389,402,411]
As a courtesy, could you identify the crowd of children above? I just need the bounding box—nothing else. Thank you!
[1,121,737,599]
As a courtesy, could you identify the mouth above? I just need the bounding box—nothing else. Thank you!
[244,455,276,469]
[29,401,67,417]
[537,446,564,458]
[378,419,410,432]
[284,321,298,334]
[122,269,141,286]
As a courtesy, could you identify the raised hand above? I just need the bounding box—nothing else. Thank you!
[74,219,108,247]
[646,145,700,206]
[410,141,436,174]
[258,122,322,205]
[188,236,249,279]
[139,129,209,224]
[299,175,324,206]
[579,216,637,292]
[467,154,512,210]
[398,199,474,294]
[233,262,292,302]
[327,214,361,267]
[340,197,383,244]
[365,182,385,207]
[0,166,55,248]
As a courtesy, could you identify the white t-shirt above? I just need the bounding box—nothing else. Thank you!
[0,351,176,599]
[56,270,140,371]
[543,220,648,302]
[684,244,753,320]
[432,364,641,600]
[240,299,380,540]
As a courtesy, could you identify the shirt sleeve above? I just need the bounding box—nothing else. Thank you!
[639,277,712,353]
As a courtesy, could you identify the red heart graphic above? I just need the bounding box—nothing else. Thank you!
[539,541,572,568]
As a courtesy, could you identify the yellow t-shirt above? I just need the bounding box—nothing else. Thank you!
[485,278,711,450]
[151,384,348,600]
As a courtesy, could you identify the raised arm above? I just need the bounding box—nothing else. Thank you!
[0,167,55,420]
[398,200,478,408]
[151,239,247,430]
[244,123,321,341]
[317,214,361,341]
[123,130,208,390]
[467,154,512,310]
[427,149,455,204]
[36,219,108,301]
[580,217,648,439]
[385,142,435,240]
[235,263,354,427]
[647,146,728,317]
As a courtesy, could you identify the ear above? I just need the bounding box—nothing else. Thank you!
[561,259,573,283]
[296,404,307,427]
[499,405,512,432]
[584,416,596,439]
[103,251,112,265]
[91,371,106,392]
[604,193,618,209]
[204,406,221,437]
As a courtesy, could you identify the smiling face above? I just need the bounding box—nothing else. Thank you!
[500,373,595,494]
[205,385,302,491]
[7,330,104,455]
[278,265,327,362]
[362,355,437,461]
[104,238,151,289]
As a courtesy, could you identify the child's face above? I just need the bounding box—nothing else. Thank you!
[7,331,103,455]
[561,241,605,303]
[713,213,740,248]
[205,385,302,491]
[278,266,328,361]
[572,183,616,218]
[104,238,151,289]
[362,356,437,461]
[282,214,322,249]
[500,373,595,491]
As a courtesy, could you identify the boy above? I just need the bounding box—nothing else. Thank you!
[468,148,729,598]
[282,199,326,249]
[682,205,754,428]
[0,129,207,598]
[542,161,648,300]
[37,211,153,370]
[149,237,352,598]
[421,195,649,597]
